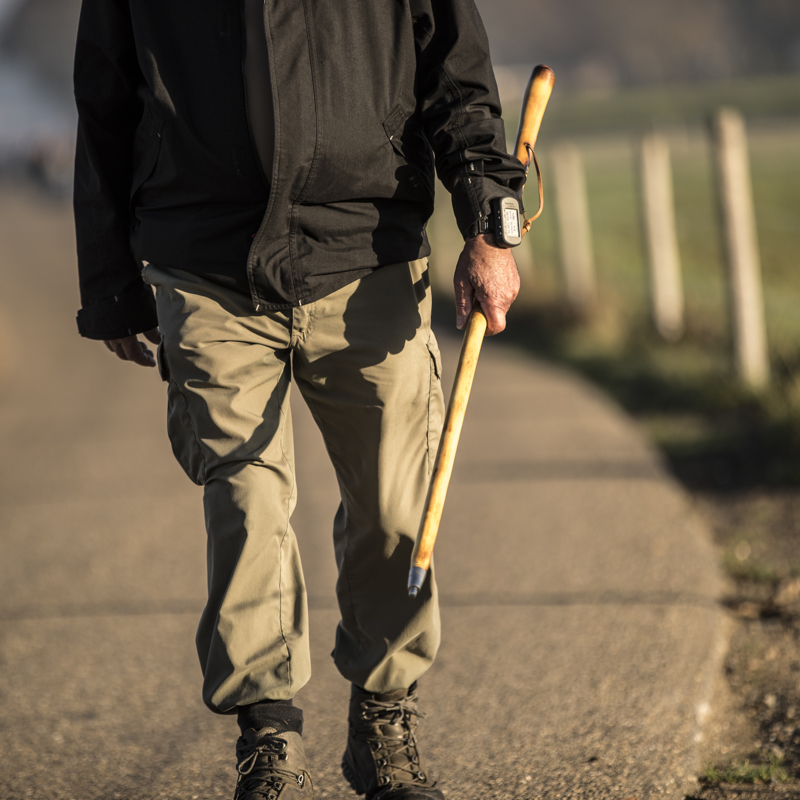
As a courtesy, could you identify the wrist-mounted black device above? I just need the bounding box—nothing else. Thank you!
[467,196,523,248]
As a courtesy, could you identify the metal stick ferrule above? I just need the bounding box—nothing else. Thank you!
[407,566,427,598]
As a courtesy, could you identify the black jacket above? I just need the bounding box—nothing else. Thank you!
[74,0,526,340]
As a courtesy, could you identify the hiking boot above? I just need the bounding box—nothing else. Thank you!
[342,683,444,800]
[234,727,313,800]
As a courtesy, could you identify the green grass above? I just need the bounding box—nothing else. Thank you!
[702,754,790,785]
[722,551,779,585]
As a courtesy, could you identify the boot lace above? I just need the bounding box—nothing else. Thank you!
[235,735,307,800]
[357,692,432,790]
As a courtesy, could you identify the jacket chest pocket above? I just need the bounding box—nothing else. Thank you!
[130,104,165,204]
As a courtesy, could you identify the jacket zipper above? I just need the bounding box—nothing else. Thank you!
[242,0,302,309]
[242,0,284,311]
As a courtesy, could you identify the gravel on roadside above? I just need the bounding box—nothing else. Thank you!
[685,491,800,799]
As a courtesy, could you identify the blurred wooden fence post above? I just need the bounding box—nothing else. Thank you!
[711,108,770,388]
[552,143,596,314]
[639,132,684,341]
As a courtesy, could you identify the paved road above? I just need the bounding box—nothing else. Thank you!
[0,186,727,800]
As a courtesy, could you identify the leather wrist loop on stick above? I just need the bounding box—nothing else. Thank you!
[521,148,543,237]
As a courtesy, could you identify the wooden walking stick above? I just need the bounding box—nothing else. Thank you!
[408,65,555,598]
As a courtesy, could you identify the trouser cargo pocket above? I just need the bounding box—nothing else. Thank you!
[158,342,208,485]
[156,341,170,382]
[166,380,208,486]
[425,334,444,476]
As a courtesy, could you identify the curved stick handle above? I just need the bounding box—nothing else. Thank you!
[514,65,555,169]
[408,306,487,597]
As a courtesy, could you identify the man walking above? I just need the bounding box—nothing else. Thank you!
[73,1,525,797]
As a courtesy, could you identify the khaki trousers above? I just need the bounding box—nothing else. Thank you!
[143,260,444,714]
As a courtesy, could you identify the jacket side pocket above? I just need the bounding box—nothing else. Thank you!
[130,104,164,204]
[383,105,435,201]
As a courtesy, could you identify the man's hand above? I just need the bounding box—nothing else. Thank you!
[103,327,162,367]
[453,234,520,335]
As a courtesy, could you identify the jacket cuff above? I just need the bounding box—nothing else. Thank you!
[76,281,159,340]
[452,176,522,240]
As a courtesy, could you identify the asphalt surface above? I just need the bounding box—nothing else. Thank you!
[0,185,728,799]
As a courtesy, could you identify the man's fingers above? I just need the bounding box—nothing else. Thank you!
[103,334,157,367]
[454,233,519,335]
[108,341,130,361]
[121,338,156,367]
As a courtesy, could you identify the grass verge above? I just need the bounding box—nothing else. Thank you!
[703,755,789,786]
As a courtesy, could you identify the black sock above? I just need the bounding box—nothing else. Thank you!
[353,681,416,703]
[237,698,304,736]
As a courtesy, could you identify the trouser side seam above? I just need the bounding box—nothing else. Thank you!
[276,400,295,691]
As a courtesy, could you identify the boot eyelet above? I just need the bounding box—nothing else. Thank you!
[297,774,305,787]
[417,772,426,781]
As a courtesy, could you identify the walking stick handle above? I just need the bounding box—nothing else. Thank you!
[407,65,555,598]
[514,65,555,168]
[408,306,487,597]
